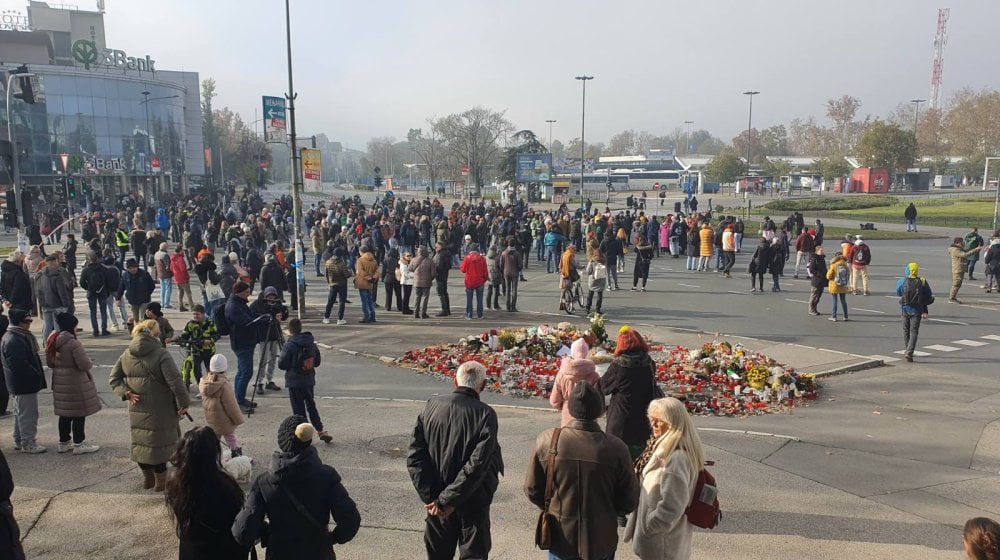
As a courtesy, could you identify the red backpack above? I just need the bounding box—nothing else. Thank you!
[685,461,721,529]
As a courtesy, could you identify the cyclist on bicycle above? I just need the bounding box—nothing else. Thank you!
[559,244,583,311]
[181,304,220,392]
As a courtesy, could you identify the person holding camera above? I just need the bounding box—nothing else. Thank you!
[249,287,288,394]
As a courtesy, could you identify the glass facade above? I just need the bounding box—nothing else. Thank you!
[2,65,197,195]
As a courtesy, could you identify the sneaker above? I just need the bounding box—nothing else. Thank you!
[793,274,799,279]
[265,381,281,391]
[809,311,820,316]
[336,319,346,325]
[57,441,74,453]
[630,287,637,291]
[842,317,849,321]
[948,298,962,304]
[72,442,100,455]
[21,444,47,454]
[322,318,330,324]
[751,288,757,293]
[255,383,265,393]
[640,287,647,292]
[828,316,838,322]
[318,431,333,444]
[904,354,914,362]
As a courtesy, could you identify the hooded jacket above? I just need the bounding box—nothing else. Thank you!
[598,351,657,447]
[826,255,851,294]
[408,250,434,288]
[353,251,379,290]
[0,259,32,309]
[278,332,322,389]
[485,247,502,284]
[108,333,191,465]
[232,446,361,559]
[550,357,601,427]
[199,371,245,436]
[47,331,101,418]
[1,326,45,395]
[460,251,488,289]
[35,265,73,310]
[895,263,934,315]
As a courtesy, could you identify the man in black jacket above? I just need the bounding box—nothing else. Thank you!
[0,252,32,311]
[225,281,265,413]
[407,361,504,559]
[433,241,451,317]
[258,253,286,300]
[249,287,288,394]
[1,309,47,454]
[232,415,360,557]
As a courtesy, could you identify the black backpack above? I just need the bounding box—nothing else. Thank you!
[900,277,932,308]
[214,302,230,335]
[86,267,107,297]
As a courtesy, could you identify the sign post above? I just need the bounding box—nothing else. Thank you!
[262,96,287,144]
[301,148,322,192]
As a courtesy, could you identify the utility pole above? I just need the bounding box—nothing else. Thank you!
[741,91,759,195]
[684,120,694,154]
[575,76,593,203]
[284,0,305,317]
[545,119,556,151]
[910,98,925,136]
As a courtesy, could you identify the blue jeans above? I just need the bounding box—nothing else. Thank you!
[905,218,916,232]
[466,286,484,318]
[233,345,255,404]
[160,279,173,307]
[314,253,322,275]
[535,238,543,260]
[41,306,68,342]
[87,295,108,333]
[545,246,557,272]
[831,293,848,318]
[359,288,375,321]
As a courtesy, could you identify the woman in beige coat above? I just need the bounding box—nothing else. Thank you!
[198,354,245,457]
[47,313,102,455]
[624,397,706,560]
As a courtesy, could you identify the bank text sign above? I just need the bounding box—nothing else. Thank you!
[72,40,156,72]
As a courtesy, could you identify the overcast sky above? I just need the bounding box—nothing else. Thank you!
[31,0,1000,148]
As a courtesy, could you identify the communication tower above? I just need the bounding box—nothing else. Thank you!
[930,8,949,110]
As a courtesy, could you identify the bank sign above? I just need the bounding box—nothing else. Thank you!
[72,39,156,72]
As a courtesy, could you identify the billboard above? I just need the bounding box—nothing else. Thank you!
[262,96,287,143]
[301,148,321,191]
[516,153,552,183]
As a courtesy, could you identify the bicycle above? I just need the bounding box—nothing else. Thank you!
[176,337,198,392]
[560,277,583,314]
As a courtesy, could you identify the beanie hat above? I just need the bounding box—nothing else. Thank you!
[277,415,315,454]
[570,338,589,360]
[953,237,963,246]
[9,308,31,325]
[209,354,228,373]
[567,382,604,421]
[146,302,163,317]
[56,312,78,333]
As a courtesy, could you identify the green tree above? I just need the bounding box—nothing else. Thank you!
[761,158,793,184]
[812,155,852,183]
[705,151,746,184]
[856,120,917,172]
[498,130,548,200]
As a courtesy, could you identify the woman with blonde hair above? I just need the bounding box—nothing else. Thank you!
[624,397,706,560]
[109,319,190,492]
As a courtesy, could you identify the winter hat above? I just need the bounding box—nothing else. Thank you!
[146,302,163,317]
[570,338,589,359]
[567,382,604,421]
[277,415,315,454]
[228,251,239,263]
[262,286,279,298]
[209,354,228,373]
[9,308,31,325]
[55,312,77,332]
[125,257,139,267]
[952,237,964,247]
[854,238,864,246]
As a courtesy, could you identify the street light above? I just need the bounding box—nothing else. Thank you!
[545,119,556,151]
[741,91,759,195]
[284,0,306,317]
[910,99,926,136]
[575,76,593,203]
[684,120,694,154]
[982,157,1000,232]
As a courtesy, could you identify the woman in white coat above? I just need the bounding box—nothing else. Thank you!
[624,397,706,560]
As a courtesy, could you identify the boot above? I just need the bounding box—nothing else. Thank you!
[153,472,167,492]
[141,467,155,490]
[442,293,451,315]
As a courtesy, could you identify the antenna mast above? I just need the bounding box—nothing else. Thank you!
[930,8,949,111]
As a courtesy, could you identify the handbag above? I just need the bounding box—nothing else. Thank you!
[534,427,562,550]
[279,485,336,560]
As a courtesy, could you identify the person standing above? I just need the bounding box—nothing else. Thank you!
[154,242,174,309]
[354,245,379,323]
[807,246,828,316]
[249,287,288,393]
[79,252,112,337]
[747,237,770,294]
[584,252,608,315]
[61,233,78,283]
[108,319,190,491]
[948,237,985,304]
[895,262,934,362]
[499,239,522,311]
[170,246,194,312]
[624,397,707,560]
[632,235,654,290]
[225,281,263,413]
[826,251,851,322]
[697,223,713,272]
[549,339,600,427]
[1,309,47,454]
[279,318,333,444]
[984,236,1000,293]
[598,326,659,461]
[850,235,872,296]
[409,246,434,319]
[904,203,918,232]
[720,225,736,278]
[460,248,488,320]
[769,237,785,292]
[432,241,451,317]
[964,227,985,280]
[407,361,504,560]
[165,426,250,560]
[0,252,32,312]
[0,445,25,560]
[232,415,361,558]
[485,245,503,311]
[322,248,351,325]
[119,258,156,328]
[793,227,815,279]
[47,313,101,455]
[382,240,403,312]
[198,354,245,456]
[34,254,73,343]
[525,382,640,560]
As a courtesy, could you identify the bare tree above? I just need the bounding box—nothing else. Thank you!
[408,123,445,193]
[432,107,514,196]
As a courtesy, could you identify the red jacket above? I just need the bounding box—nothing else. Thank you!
[169,253,191,284]
[460,252,488,289]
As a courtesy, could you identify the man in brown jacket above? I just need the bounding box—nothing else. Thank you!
[408,246,434,319]
[354,246,379,323]
[948,236,984,304]
[524,382,639,560]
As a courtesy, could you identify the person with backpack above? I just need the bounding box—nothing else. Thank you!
[623,396,707,560]
[895,262,935,362]
[79,252,112,337]
[850,235,872,296]
[807,246,828,316]
[984,236,1000,293]
[826,251,851,322]
[278,318,333,444]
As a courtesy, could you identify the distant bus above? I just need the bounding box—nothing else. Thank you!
[622,170,682,191]
[553,173,629,197]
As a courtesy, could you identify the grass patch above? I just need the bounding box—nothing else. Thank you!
[761,195,898,212]
[818,226,944,241]
[831,199,996,228]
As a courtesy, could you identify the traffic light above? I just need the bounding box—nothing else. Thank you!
[66,176,76,199]
[4,190,17,229]
[9,65,41,105]
[81,178,89,195]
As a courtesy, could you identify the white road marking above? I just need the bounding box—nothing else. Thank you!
[926,318,970,326]
[894,350,931,357]
[923,344,961,352]
[727,290,746,295]
[852,307,886,314]
[981,335,1000,341]
[677,283,701,288]
[953,339,989,347]
[869,354,902,363]
[785,299,810,304]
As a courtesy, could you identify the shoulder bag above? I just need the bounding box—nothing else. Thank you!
[280,485,336,560]
[534,427,562,550]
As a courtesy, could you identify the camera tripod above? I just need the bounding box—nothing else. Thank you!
[246,312,286,417]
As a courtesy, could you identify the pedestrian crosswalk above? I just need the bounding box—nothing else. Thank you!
[872,334,1000,363]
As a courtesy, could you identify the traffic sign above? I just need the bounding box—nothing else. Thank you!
[151,156,161,173]
[262,96,287,143]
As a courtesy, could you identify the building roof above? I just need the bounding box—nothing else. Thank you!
[0,30,55,64]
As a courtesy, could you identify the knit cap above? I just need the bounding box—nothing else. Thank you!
[567,382,604,421]
[277,415,315,454]
[209,354,228,373]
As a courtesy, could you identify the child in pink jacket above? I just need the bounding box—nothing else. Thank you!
[550,339,602,427]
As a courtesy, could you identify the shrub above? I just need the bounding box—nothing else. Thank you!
[763,195,897,212]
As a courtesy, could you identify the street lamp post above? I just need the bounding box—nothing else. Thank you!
[684,120,694,154]
[910,98,926,136]
[575,76,593,203]
[284,0,305,317]
[545,119,556,151]
[741,91,759,195]
[5,70,34,250]
[983,157,1000,232]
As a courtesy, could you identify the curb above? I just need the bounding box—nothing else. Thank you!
[811,358,885,378]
